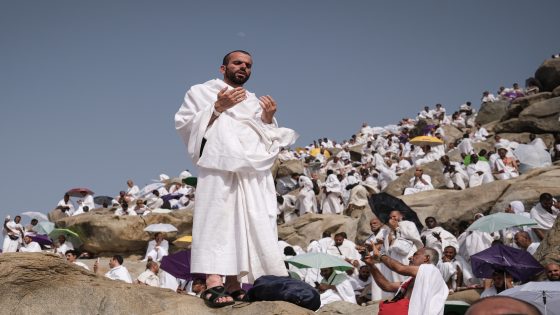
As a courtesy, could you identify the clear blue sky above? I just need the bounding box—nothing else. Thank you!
[1,0,559,221]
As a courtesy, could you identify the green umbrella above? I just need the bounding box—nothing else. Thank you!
[182,176,197,187]
[466,212,537,233]
[49,228,83,247]
[285,252,354,271]
[35,221,55,235]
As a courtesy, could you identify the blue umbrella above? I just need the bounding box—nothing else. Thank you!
[471,244,543,282]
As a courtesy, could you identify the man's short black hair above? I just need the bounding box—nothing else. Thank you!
[540,192,553,202]
[222,50,252,66]
[65,249,79,257]
[113,255,124,265]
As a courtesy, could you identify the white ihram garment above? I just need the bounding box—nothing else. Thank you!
[175,79,297,283]
[321,174,343,214]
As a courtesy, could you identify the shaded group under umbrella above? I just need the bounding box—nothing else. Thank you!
[368,192,424,232]
[66,188,94,197]
[94,195,114,206]
[48,228,83,248]
[470,244,543,282]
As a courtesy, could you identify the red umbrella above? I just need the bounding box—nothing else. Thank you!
[66,188,94,197]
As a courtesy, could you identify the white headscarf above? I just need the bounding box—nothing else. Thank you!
[509,201,525,214]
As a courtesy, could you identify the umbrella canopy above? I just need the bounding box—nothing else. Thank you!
[66,188,94,198]
[409,135,444,146]
[144,223,178,233]
[35,221,55,235]
[500,282,560,315]
[161,193,183,202]
[48,228,83,247]
[31,234,53,246]
[93,195,114,206]
[466,212,538,233]
[159,250,204,281]
[470,244,543,282]
[368,192,424,232]
[173,235,193,247]
[21,211,49,222]
[285,252,354,271]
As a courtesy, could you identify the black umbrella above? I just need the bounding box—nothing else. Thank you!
[368,192,423,232]
[94,195,114,206]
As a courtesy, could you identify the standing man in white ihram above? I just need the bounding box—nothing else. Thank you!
[175,50,298,308]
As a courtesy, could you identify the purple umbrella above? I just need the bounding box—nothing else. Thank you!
[161,193,183,202]
[31,234,53,246]
[471,244,543,282]
[160,250,204,281]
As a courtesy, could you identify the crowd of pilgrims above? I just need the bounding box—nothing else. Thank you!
[2,82,560,307]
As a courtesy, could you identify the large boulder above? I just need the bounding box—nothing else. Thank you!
[501,92,552,121]
[533,215,560,265]
[441,125,464,146]
[274,159,305,178]
[535,58,560,92]
[475,100,509,125]
[54,209,193,255]
[278,213,358,249]
[399,165,560,234]
[494,96,560,133]
[383,160,445,197]
[0,253,315,315]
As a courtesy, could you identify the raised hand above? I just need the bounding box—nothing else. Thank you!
[259,95,277,124]
[214,87,246,113]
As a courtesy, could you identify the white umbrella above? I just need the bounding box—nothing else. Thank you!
[144,223,178,233]
[500,281,560,315]
[150,209,173,214]
[21,211,49,222]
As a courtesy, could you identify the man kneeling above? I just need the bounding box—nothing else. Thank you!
[364,245,448,315]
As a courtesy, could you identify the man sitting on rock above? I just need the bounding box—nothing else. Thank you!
[94,255,133,283]
[65,250,89,270]
[466,154,494,187]
[325,232,361,268]
[54,235,74,257]
[137,261,160,287]
[403,167,433,195]
[365,245,448,315]
[143,232,169,262]
[440,155,468,190]
[317,267,357,307]
[493,147,519,180]
[349,265,373,305]
[420,217,458,258]
[19,234,42,253]
[530,192,559,240]
[437,245,476,292]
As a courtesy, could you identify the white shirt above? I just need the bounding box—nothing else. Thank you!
[137,269,160,287]
[20,241,42,252]
[105,265,133,283]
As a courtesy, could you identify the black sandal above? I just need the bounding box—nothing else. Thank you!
[201,286,235,308]
[230,289,247,302]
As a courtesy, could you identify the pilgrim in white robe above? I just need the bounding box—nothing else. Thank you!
[457,138,474,155]
[105,265,133,283]
[408,264,449,315]
[319,271,357,307]
[382,221,422,284]
[404,174,434,195]
[175,78,297,283]
[57,199,75,216]
[2,220,23,253]
[143,240,169,261]
[19,241,42,253]
[530,202,559,230]
[457,230,494,262]
[137,269,160,287]
[321,174,343,214]
[467,160,494,187]
[438,255,476,288]
[443,162,468,190]
[325,239,361,263]
[296,176,317,214]
[279,194,298,223]
[420,226,458,257]
[494,158,519,180]
[145,246,169,262]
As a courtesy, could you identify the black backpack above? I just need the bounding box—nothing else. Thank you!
[246,275,321,311]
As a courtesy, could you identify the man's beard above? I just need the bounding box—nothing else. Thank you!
[225,68,250,85]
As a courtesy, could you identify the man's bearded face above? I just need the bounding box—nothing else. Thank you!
[222,52,252,86]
